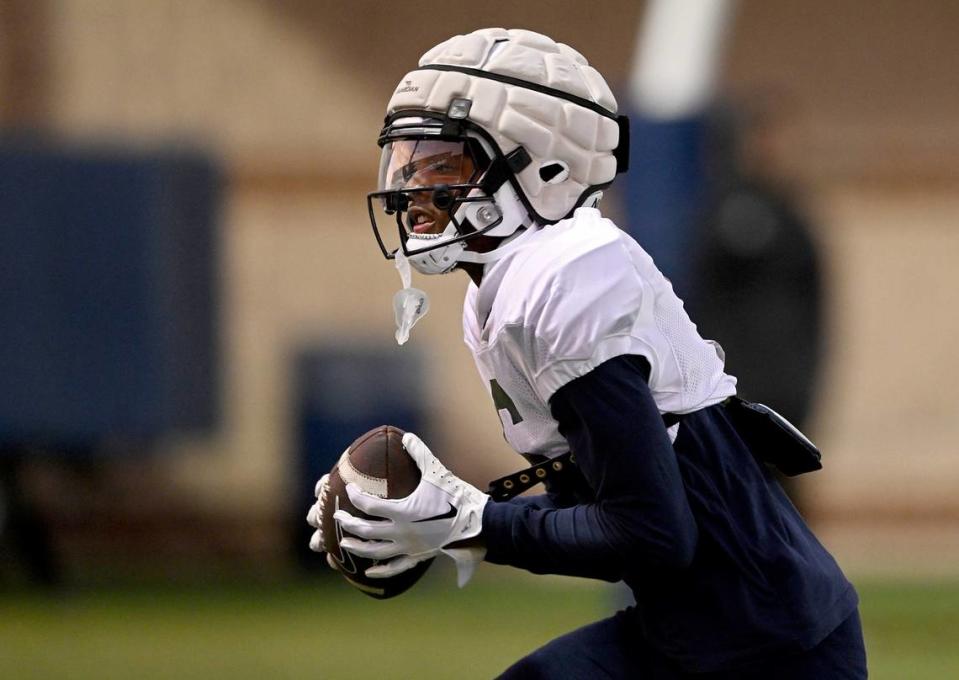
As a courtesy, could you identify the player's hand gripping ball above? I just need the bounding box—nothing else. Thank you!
[307,425,433,599]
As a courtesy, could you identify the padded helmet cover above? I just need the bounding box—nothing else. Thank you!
[385,28,621,223]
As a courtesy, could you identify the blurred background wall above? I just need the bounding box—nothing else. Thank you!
[1,0,957,581]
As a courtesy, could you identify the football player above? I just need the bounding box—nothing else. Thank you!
[307,28,866,678]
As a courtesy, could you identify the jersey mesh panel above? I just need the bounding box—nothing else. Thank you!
[653,298,713,412]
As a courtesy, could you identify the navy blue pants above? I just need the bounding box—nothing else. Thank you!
[498,609,867,679]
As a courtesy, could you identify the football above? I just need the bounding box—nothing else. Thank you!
[320,425,433,599]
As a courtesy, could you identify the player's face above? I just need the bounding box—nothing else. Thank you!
[380,140,479,236]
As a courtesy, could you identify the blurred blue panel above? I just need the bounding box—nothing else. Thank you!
[621,114,708,299]
[0,140,220,449]
[295,344,428,489]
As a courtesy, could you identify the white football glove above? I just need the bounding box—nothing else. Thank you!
[305,473,341,571]
[334,432,489,587]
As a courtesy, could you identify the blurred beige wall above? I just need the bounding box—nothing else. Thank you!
[810,188,959,519]
[728,1,959,185]
[11,1,959,528]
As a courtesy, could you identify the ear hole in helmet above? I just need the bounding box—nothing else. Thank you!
[539,161,570,184]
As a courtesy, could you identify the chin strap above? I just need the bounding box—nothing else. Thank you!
[455,223,535,265]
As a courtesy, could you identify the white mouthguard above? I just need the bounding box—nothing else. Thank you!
[392,250,430,345]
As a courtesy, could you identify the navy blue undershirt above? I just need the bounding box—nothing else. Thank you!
[482,354,857,673]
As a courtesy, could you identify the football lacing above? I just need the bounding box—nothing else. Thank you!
[317,475,330,541]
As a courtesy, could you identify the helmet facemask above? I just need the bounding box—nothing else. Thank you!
[371,28,630,278]
[368,118,512,275]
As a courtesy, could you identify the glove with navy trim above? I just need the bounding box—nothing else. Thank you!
[334,432,488,587]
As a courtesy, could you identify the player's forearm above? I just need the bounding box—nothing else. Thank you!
[481,500,623,581]
[482,486,697,575]
[476,355,701,578]
[502,493,558,510]
[469,490,627,580]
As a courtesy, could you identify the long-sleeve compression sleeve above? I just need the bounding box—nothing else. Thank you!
[482,355,699,579]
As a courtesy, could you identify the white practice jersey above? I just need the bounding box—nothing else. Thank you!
[463,207,737,460]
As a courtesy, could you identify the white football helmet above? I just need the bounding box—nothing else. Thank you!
[368,28,630,275]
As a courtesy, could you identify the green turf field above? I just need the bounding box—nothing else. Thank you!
[1,569,957,679]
